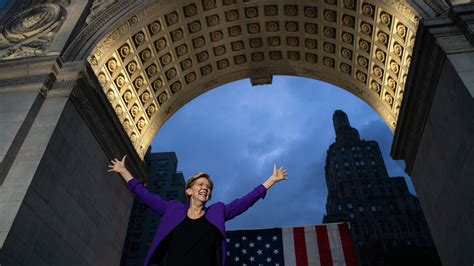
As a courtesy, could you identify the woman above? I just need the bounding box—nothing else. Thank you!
[108,155,288,266]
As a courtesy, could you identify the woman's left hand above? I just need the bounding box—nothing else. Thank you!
[263,163,288,189]
[270,163,288,182]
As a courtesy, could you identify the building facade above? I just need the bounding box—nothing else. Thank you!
[323,110,440,265]
[121,151,185,266]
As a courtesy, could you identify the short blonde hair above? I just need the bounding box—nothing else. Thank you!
[185,172,214,200]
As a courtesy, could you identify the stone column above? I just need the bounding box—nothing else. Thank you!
[0,58,147,265]
[392,4,474,265]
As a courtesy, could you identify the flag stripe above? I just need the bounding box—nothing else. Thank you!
[304,225,321,266]
[293,227,309,266]
[316,225,333,266]
[338,223,357,266]
[282,227,297,266]
[327,223,345,265]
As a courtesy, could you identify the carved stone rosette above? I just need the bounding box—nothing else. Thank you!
[0,3,63,59]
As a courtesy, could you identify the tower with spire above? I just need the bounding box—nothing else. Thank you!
[323,110,440,265]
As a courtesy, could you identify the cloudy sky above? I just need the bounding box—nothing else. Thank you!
[151,76,414,231]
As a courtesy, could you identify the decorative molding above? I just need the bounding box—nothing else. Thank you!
[396,1,421,25]
[424,0,449,16]
[85,0,115,25]
[0,3,67,60]
[436,34,471,51]
[0,74,52,88]
[62,0,139,61]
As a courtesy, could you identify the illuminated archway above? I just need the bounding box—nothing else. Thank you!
[84,0,420,157]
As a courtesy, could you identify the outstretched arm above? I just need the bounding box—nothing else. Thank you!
[224,163,288,221]
[108,155,169,215]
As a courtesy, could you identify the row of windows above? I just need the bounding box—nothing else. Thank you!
[335,159,376,166]
[331,198,422,218]
[352,220,425,238]
[336,203,384,213]
[339,146,372,152]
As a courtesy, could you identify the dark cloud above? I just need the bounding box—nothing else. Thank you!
[152,76,413,230]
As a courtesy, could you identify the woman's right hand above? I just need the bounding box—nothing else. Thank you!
[108,155,134,182]
[108,155,127,174]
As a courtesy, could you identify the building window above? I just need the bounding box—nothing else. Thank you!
[371,205,377,212]
[358,206,364,212]
[351,146,356,151]
[349,213,355,219]
[158,160,168,167]
[347,202,353,209]
[338,204,342,211]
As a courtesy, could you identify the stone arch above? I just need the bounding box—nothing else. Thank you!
[69,0,421,157]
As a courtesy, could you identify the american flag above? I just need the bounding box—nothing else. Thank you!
[225,223,357,266]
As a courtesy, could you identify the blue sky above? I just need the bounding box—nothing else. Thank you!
[151,76,414,230]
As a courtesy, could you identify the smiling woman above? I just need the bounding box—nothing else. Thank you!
[108,155,288,266]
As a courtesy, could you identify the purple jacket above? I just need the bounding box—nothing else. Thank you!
[126,177,268,266]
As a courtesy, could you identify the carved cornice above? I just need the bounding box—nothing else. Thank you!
[0,74,52,89]
[448,3,474,45]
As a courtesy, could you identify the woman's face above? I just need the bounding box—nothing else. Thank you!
[187,177,212,203]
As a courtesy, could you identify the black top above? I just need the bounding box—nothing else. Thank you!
[150,214,222,266]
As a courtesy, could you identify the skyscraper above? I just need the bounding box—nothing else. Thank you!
[323,110,440,265]
[121,151,185,266]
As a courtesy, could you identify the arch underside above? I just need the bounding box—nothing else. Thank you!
[87,0,419,157]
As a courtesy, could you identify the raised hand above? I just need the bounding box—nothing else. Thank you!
[108,155,127,174]
[270,163,288,182]
[263,163,288,189]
